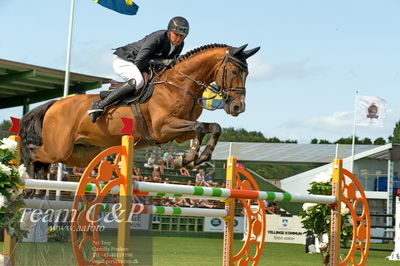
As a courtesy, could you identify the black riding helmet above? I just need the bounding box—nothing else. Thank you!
[167,16,189,37]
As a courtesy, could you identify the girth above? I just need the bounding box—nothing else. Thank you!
[130,102,160,147]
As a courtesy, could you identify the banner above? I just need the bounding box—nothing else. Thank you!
[94,0,139,15]
[244,206,306,244]
[204,217,244,233]
[355,95,386,127]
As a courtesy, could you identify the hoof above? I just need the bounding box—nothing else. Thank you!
[174,155,183,169]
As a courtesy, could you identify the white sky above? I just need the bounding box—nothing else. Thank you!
[1,0,399,143]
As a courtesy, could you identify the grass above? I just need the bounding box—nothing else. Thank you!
[1,236,399,265]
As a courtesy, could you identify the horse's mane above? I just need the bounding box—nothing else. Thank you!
[173,43,229,66]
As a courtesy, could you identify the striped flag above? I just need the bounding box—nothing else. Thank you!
[94,0,139,15]
[355,95,386,127]
[202,83,225,110]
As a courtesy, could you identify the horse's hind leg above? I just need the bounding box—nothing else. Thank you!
[193,123,221,165]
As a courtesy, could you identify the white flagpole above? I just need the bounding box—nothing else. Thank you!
[350,91,358,173]
[57,0,76,200]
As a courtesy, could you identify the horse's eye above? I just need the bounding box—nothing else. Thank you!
[231,70,238,75]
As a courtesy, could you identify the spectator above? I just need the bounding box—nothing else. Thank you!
[152,166,162,183]
[265,201,280,214]
[199,199,217,208]
[49,164,58,177]
[144,153,157,168]
[72,167,84,177]
[195,169,206,186]
[205,170,215,182]
[179,167,191,177]
[190,199,200,208]
[162,149,175,169]
[133,167,143,181]
[176,197,191,207]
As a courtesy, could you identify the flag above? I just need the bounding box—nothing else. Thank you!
[355,95,386,127]
[202,83,225,110]
[94,0,139,15]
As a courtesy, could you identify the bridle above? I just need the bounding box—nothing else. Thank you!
[214,50,248,98]
[154,48,248,105]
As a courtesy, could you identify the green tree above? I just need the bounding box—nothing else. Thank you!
[373,137,386,145]
[0,120,12,139]
[310,138,318,144]
[319,139,331,144]
[391,121,400,144]
[334,136,360,144]
[218,127,297,143]
[360,137,372,144]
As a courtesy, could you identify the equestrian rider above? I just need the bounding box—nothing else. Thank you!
[88,16,189,123]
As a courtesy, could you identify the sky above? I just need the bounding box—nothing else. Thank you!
[1,0,399,143]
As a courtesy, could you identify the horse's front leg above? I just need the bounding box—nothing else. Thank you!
[156,118,221,168]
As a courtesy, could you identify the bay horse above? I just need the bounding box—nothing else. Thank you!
[19,43,260,179]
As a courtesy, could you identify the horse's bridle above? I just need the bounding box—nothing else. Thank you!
[155,49,248,104]
[214,50,248,99]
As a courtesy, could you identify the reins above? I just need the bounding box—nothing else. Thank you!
[153,49,248,109]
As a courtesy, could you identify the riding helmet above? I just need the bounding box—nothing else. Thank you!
[167,16,189,37]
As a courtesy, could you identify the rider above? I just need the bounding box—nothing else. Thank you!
[88,16,189,123]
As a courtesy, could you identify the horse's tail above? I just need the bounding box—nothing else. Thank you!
[19,100,57,166]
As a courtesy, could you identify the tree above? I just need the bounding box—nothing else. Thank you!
[0,120,12,139]
[360,138,372,144]
[217,127,296,143]
[391,121,400,144]
[373,137,386,145]
[319,139,331,144]
[310,138,318,144]
[334,136,357,144]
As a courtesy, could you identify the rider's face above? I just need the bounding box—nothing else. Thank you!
[169,31,185,45]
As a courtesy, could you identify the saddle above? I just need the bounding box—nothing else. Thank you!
[99,71,155,106]
[99,70,160,146]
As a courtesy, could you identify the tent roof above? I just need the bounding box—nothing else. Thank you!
[0,58,111,109]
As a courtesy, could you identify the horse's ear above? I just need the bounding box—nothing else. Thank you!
[230,44,248,56]
[243,47,261,59]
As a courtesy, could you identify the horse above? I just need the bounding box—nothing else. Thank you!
[19,43,260,180]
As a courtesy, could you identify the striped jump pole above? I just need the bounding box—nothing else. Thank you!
[23,178,336,205]
[23,199,228,218]
[133,181,336,204]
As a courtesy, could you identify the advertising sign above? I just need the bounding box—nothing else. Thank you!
[204,217,244,233]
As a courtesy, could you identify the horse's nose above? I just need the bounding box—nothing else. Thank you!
[233,105,240,114]
[231,102,245,116]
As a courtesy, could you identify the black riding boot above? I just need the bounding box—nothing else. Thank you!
[88,79,136,123]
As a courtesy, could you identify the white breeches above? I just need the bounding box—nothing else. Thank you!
[112,55,144,89]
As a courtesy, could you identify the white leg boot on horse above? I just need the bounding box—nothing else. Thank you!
[88,79,137,123]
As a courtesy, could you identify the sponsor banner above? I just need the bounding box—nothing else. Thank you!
[244,207,306,244]
[264,214,306,244]
[204,217,244,233]
[99,213,151,230]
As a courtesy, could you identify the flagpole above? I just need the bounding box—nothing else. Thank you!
[350,91,358,173]
[57,0,76,200]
